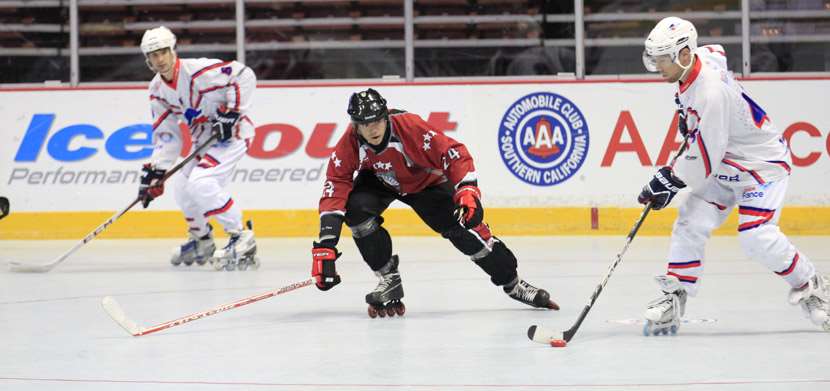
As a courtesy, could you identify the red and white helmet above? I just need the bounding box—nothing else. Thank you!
[140,26,176,56]
[642,17,698,72]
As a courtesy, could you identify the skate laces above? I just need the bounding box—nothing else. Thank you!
[804,278,829,309]
[510,281,538,303]
[374,271,400,293]
[180,239,197,253]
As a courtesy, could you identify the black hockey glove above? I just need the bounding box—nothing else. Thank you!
[677,110,689,138]
[138,163,167,208]
[212,110,240,142]
[638,166,686,210]
[0,196,8,220]
[311,241,342,291]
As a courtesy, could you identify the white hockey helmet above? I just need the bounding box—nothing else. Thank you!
[642,17,698,72]
[140,26,176,56]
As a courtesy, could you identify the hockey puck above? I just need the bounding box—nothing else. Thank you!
[549,338,567,348]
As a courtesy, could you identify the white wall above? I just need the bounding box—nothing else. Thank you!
[2,79,829,212]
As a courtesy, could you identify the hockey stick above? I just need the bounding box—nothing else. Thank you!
[528,137,690,345]
[102,278,315,336]
[7,133,220,273]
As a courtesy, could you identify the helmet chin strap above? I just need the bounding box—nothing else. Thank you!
[674,52,695,82]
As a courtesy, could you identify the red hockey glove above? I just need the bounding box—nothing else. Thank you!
[311,241,342,291]
[453,183,483,229]
[138,163,167,208]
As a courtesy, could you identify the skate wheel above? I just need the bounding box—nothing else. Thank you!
[643,322,651,336]
[368,306,378,318]
[394,302,406,316]
[249,257,261,270]
[670,325,678,335]
[238,261,248,271]
[385,306,396,317]
[183,258,194,266]
[224,263,236,271]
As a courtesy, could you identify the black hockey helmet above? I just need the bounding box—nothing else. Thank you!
[347,88,388,124]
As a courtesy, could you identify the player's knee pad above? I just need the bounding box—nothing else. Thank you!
[349,216,382,239]
[350,217,392,271]
[472,240,518,286]
[187,177,222,205]
[442,225,489,258]
[738,224,785,263]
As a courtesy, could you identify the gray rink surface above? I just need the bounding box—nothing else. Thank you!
[1,236,828,390]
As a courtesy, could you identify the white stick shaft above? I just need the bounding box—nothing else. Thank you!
[103,278,315,337]
[7,134,219,273]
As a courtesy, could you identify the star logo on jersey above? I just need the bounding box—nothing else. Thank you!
[330,152,342,168]
[423,131,435,142]
[422,142,431,151]
[373,161,392,171]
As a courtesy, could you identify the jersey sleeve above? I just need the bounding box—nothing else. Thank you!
[673,87,730,190]
[190,60,255,114]
[318,129,360,215]
[148,84,183,170]
[400,113,477,187]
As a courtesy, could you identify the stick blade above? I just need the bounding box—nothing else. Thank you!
[527,325,564,344]
[8,260,53,273]
[101,296,142,336]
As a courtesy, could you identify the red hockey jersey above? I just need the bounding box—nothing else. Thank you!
[318,111,476,216]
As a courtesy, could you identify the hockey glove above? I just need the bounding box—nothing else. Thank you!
[453,183,484,229]
[0,196,8,220]
[677,110,689,138]
[311,241,342,291]
[138,163,167,208]
[212,110,240,142]
[638,166,686,210]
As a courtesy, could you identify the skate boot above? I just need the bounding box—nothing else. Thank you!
[365,255,406,318]
[788,274,830,331]
[644,274,687,336]
[503,277,559,309]
[212,220,259,271]
[170,224,216,266]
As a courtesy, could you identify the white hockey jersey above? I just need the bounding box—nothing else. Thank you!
[673,45,791,190]
[148,57,256,170]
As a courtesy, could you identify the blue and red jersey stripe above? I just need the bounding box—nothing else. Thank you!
[722,158,766,185]
[775,253,800,276]
[738,205,775,232]
[204,198,234,217]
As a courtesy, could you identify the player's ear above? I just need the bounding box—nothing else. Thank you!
[680,47,692,62]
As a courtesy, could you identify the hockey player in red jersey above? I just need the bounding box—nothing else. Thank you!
[310,88,559,318]
[639,17,828,335]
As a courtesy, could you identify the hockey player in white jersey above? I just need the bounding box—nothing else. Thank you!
[137,26,258,271]
[638,17,828,335]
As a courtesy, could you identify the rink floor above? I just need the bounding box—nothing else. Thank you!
[1,235,828,390]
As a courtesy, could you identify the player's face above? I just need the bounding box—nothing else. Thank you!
[146,48,176,76]
[655,55,683,83]
[357,118,388,146]
[656,48,692,83]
